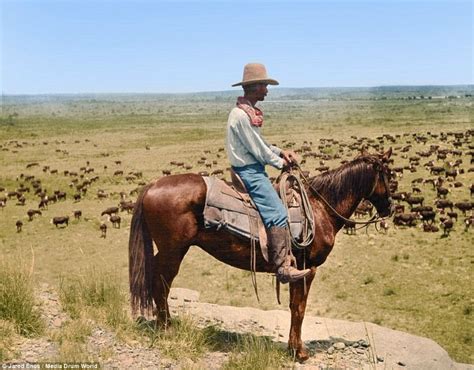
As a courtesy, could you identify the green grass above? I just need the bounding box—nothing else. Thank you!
[0,261,44,337]
[0,319,18,361]
[58,268,130,330]
[222,334,291,370]
[137,316,213,361]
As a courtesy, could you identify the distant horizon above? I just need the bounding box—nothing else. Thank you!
[2,83,474,97]
[2,1,472,95]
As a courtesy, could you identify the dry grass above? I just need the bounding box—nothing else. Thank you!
[0,92,473,363]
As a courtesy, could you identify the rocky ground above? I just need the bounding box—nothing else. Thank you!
[4,285,473,369]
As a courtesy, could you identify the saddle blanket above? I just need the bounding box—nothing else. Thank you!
[202,176,305,259]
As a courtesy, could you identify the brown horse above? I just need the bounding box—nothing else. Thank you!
[129,149,393,362]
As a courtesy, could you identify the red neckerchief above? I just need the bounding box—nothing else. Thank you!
[236,97,263,127]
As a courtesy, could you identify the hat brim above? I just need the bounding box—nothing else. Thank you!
[231,78,279,87]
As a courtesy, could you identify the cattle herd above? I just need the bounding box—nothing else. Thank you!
[1,129,473,241]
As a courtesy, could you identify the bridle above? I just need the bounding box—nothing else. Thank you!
[294,157,392,227]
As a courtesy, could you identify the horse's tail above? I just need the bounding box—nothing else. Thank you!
[129,183,155,316]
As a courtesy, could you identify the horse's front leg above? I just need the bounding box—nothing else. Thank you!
[288,267,316,362]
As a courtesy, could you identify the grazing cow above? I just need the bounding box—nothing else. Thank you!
[211,169,224,176]
[7,191,19,199]
[100,223,107,238]
[412,206,433,213]
[419,210,436,224]
[437,187,449,198]
[16,195,26,206]
[73,210,82,220]
[101,206,119,217]
[110,215,121,228]
[455,202,473,216]
[52,216,69,228]
[430,166,445,175]
[27,209,42,221]
[162,169,172,176]
[73,193,81,202]
[16,220,23,232]
[120,201,135,213]
[447,212,458,222]
[393,213,418,227]
[393,204,405,214]
[97,190,108,199]
[379,219,389,233]
[435,199,454,212]
[405,195,424,209]
[38,197,48,210]
[56,191,67,201]
[114,170,124,176]
[440,218,454,237]
[464,216,474,231]
[423,224,439,233]
[445,169,458,181]
[391,192,407,203]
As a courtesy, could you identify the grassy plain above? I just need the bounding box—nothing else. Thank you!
[1,88,473,364]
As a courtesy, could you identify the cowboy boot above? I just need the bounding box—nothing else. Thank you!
[267,226,311,284]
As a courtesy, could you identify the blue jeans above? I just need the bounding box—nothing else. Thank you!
[232,163,287,228]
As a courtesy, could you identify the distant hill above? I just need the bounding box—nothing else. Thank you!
[2,85,473,105]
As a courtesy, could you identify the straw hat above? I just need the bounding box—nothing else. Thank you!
[231,63,279,87]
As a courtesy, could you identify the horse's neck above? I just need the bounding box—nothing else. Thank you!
[311,163,375,225]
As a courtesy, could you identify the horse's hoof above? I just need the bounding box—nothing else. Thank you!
[296,348,310,362]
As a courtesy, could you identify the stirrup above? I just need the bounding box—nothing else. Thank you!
[276,266,311,284]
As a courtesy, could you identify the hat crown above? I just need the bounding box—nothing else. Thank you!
[232,62,279,87]
[242,63,269,82]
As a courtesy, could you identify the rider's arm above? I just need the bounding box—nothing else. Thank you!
[231,111,284,169]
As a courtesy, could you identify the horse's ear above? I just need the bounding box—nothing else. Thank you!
[382,147,392,162]
[360,146,369,157]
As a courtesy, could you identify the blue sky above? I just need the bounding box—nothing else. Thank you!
[1,0,472,94]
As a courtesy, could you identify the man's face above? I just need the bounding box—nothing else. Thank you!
[255,83,269,101]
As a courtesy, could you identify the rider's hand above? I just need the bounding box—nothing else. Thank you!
[281,150,299,165]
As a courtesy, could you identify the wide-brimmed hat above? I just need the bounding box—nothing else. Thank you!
[231,63,279,87]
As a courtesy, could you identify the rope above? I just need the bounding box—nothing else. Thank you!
[278,171,316,249]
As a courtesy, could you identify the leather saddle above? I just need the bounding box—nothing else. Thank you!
[202,169,305,262]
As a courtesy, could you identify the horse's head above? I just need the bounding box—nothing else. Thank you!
[364,148,394,218]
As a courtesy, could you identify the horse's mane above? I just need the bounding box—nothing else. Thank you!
[308,155,378,204]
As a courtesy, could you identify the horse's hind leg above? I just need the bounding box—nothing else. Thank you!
[152,245,189,325]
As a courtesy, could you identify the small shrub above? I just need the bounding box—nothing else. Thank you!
[462,305,472,316]
[137,316,211,360]
[383,287,396,296]
[59,268,129,330]
[222,334,290,370]
[0,262,44,336]
[53,319,92,345]
[363,276,374,285]
[391,254,399,262]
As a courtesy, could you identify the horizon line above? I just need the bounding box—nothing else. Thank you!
[2,83,473,97]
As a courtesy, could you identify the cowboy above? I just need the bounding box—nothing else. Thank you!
[226,62,311,284]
